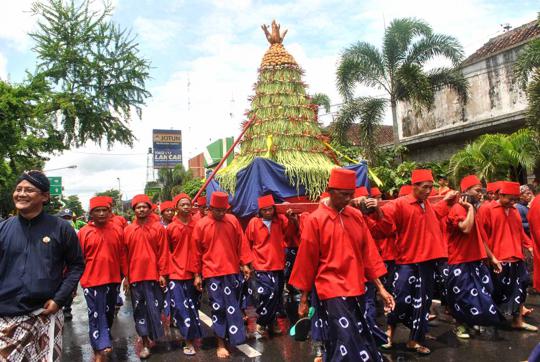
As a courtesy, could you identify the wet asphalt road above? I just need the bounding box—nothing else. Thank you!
[62,289,540,361]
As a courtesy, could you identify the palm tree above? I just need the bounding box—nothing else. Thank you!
[336,17,468,147]
[153,164,192,201]
[311,93,331,113]
[449,129,539,183]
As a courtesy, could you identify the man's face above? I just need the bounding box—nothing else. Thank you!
[486,191,495,201]
[199,206,208,216]
[177,198,192,216]
[521,188,534,203]
[499,194,518,208]
[260,206,275,220]
[413,181,433,201]
[210,207,227,221]
[438,178,448,187]
[466,184,483,203]
[162,208,175,222]
[329,188,354,211]
[91,207,110,225]
[134,203,150,219]
[13,180,49,214]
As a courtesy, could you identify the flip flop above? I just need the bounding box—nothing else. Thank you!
[513,322,538,332]
[290,317,311,341]
[406,344,431,355]
[380,342,393,350]
[183,345,196,356]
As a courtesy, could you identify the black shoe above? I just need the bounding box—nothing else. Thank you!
[64,311,73,321]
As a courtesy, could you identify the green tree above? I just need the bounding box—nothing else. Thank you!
[63,194,84,216]
[30,0,151,147]
[332,97,387,163]
[95,188,122,213]
[180,178,205,199]
[515,14,540,134]
[449,129,539,183]
[311,93,331,113]
[153,165,192,201]
[336,17,467,147]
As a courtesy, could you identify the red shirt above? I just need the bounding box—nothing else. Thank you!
[245,215,289,271]
[479,201,532,261]
[190,214,253,278]
[289,203,386,300]
[111,214,127,229]
[78,221,126,288]
[124,219,170,283]
[148,213,161,225]
[167,218,196,280]
[527,196,540,290]
[365,208,397,261]
[446,204,487,264]
[383,194,449,264]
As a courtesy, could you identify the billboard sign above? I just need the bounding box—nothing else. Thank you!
[153,129,182,169]
[48,176,62,196]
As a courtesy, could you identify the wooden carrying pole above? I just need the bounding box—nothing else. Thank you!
[192,118,256,203]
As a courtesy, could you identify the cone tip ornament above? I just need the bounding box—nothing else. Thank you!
[261,20,297,68]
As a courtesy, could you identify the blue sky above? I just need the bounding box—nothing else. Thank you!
[0,0,538,207]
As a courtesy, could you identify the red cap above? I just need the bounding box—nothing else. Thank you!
[328,168,356,190]
[486,181,502,193]
[398,185,412,197]
[258,194,275,209]
[370,187,382,198]
[131,194,151,209]
[411,169,434,184]
[160,201,175,213]
[89,196,111,212]
[173,193,191,207]
[354,186,369,198]
[460,175,481,192]
[197,196,207,206]
[210,191,229,209]
[104,196,114,206]
[499,181,520,196]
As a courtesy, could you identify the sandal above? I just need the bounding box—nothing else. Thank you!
[406,344,431,355]
[183,345,196,356]
[513,322,538,332]
[380,342,393,350]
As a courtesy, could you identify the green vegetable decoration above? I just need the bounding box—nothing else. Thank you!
[217,20,337,198]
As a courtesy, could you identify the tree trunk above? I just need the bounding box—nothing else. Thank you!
[391,99,400,147]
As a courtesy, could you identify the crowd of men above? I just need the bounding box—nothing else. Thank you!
[1,168,540,361]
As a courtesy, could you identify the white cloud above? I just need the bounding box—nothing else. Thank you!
[0,0,35,51]
[133,17,183,51]
[0,52,7,80]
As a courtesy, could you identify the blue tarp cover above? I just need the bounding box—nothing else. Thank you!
[206,157,370,218]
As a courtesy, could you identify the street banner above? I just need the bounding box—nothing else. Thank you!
[153,129,182,169]
[48,176,62,196]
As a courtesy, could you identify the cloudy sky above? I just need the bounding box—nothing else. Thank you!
[0,0,537,208]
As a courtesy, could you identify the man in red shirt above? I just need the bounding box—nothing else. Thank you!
[166,193,203,355]
[191,191,253,358]
[245,194,296,337]
[383,169,458,355]
[479,181,537,332]
[290,168,394,362]
[124,194,170,359]
[159,201,175,228]
[193,196,208,222]
[78,196,127,361]
[445,175,504,339]
[528,194,540,292]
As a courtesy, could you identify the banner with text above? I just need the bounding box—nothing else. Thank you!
[153,129,182,169]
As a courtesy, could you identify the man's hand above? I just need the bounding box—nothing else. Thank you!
[298,299,309,317]
[194,274,203,292]
[41,299,60,316]
[379,289,395,314]
[350,196,367,208]
[286,208,298,222]
[159,276,167,289]
[122,278,129,293]
[458,196,473,210]
[241,265,252,280]
[490,257,503,274]
[444,190,460,204]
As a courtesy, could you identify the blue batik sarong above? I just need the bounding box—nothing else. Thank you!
[162,284,171,318]
[320,296,383,362]
[169,279,203,340]
[130,281,165,341]
[254,271,284,327]
[387,261,435,342]
[434,259,449,305]
[311,287,326,342]
[284,247,298,282]
[206,274,246,346]
[446,261,504,326]
[381,260,396,294]
[83,283,119,351]
[491,260,529,316]
[364,282,388,346]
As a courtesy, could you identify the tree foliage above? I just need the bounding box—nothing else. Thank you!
[336,17,467,146]
[30,0,151,147]
[311,93,331,113]
[63,194,84,216]
[449,129,539,183]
